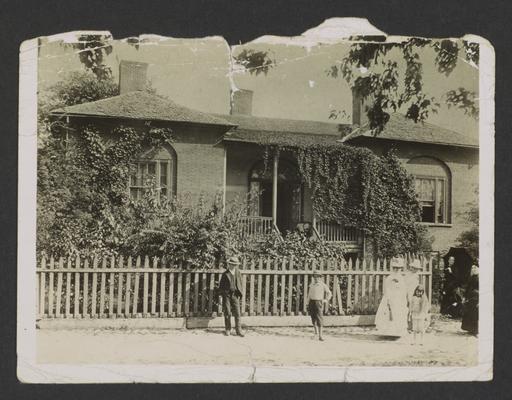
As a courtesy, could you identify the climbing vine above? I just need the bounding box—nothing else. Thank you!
[256,137,429,257]
[37,121,173,256]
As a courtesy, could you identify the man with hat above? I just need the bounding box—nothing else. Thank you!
[219,256,244,337]
[306,270,332,341]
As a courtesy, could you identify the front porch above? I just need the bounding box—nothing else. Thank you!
[239,215,364,253]
[227,146,364,253]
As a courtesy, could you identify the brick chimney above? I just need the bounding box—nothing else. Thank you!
[230,89,253,115]
[351,87,370,127]
[119,60,148,94]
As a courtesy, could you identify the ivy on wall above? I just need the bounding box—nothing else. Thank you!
[37,121,173,256]
[257,137,429,257]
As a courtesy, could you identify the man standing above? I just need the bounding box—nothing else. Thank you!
[219,256,245,337]
[307,270,332,341]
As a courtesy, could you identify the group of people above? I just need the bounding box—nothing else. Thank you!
[218,256,333,340]
[441,255,479,335]
[219,254,478,342]
[374,257,430,345]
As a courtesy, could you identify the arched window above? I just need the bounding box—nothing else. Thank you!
[129,145,177,201]
[406,156,451,224]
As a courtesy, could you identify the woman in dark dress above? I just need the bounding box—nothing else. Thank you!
[461,264,479,335]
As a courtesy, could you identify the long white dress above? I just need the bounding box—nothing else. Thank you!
[375,271,409,337]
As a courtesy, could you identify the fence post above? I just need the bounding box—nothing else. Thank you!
[272,258,279,315]
[264,257,271,316]
[108,256,115,318]
[257,258,263,315]
[74,256,80,318]
[83,257,89,318]
[152,257,159,316]
[55,257,63,318]
[125,256,132,317]
[38,255,46,318]
[116,255,124,317]
[287,256,294,315]
[65,257,72,318]
[346,257,353,313]
[249,259,255,316]
[177,260,183,317]
[159,257,167,318]
[48,256,54,318]
[241,257,247,316]
[91,256,98,318]
[169,262,176,317]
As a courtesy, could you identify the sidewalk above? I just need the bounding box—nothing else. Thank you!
[37,318,477,367]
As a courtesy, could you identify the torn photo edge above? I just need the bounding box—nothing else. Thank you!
[16,30,494,383]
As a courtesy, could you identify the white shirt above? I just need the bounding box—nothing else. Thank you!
[307,281,332,301]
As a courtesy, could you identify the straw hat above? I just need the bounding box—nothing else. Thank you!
[226,256,241,266]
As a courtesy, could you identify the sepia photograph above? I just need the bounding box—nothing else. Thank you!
[17,17,494,383]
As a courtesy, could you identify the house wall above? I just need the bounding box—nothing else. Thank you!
[70,118,227,204]
[352,138,479,254]
[171,125,226,203]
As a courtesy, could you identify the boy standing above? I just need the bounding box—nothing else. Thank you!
[307,270,332,341]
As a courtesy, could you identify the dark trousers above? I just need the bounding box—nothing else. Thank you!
[222,292,241,331]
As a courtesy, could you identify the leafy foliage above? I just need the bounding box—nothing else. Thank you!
[70,34,114,80]
[37,122,173,257]
[456,195,479,261]
[330,37,478,132]
[255,138,429,257]
[233,49,275,76]
[234,38,479,133]
[445,88,479,119]
[248,231,346,261]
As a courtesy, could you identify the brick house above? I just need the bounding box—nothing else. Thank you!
[51,61,479,256]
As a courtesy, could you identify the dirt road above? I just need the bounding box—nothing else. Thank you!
[37,317,477,367]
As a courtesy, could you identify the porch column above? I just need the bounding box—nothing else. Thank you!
[222,146,227,216]
[272,152,278,224]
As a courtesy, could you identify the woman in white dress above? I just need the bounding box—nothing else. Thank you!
[375,257,409,337]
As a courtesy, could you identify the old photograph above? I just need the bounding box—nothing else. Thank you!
[17,18,494,382]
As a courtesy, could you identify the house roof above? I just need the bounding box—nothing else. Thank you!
[51,91,235,127]
[218,113,351,146]
[218,114,350,136]
[341,114,479,148]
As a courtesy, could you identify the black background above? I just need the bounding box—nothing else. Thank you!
[1,0,510,398]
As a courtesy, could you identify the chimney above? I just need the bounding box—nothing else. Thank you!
[230,89,253,115]
[351,86,370,127]
[119,60,148,94]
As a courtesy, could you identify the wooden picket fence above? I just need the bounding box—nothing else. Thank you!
[36,254,434,319]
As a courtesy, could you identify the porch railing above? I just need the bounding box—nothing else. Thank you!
[240,216,274,238]
[314,221,363,248]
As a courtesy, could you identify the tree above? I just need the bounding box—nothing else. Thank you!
[70,34,114,80]
[37,71,171,256]
[456,197,479,261]
[233,37,479,133]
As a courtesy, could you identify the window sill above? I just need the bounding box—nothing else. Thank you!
[419,222,453,228]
